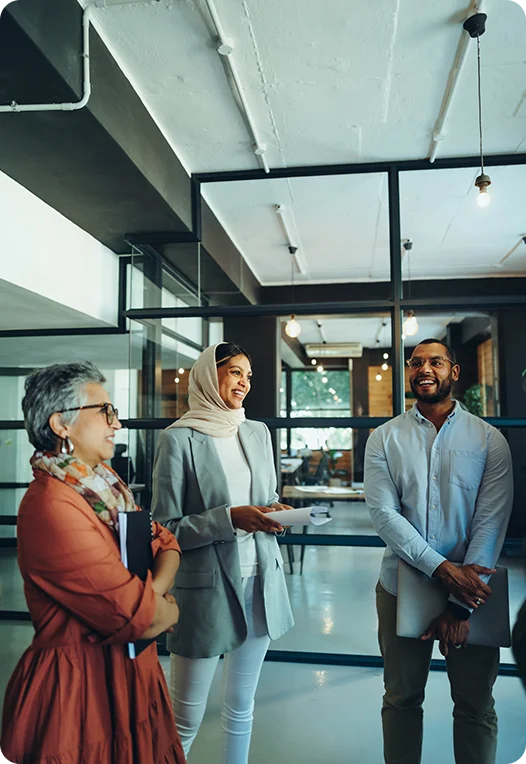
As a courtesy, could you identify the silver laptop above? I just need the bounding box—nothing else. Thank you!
[396,561,511,648]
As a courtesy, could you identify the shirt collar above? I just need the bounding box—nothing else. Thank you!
[410,399,460,425]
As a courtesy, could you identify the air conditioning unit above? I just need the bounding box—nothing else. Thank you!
[304,343,363,358]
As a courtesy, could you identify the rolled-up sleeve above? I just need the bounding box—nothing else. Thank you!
[448,428,514,608]
[365,429,445,578]
[151,520,182,557]
[19,496,157,645]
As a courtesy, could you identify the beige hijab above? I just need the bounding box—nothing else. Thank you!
[167,343,246,437]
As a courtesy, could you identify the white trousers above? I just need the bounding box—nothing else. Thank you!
[170,575,271,764]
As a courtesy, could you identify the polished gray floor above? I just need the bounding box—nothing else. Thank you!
[2,501,526,761]
[175,660,526,764]
[1,631,525,763]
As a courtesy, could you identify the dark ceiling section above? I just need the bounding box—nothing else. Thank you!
[201,201,260,305]
[261,277,526,305]
[0,0,191,253]
[162,242,248,306]
[0,0,263,305]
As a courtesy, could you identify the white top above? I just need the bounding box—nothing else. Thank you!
[213,435,258,578]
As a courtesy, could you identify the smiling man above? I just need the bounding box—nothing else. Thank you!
[364,338,513,764]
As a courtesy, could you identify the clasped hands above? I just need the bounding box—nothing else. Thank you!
[230,502,294,533]
[420,561,496,656]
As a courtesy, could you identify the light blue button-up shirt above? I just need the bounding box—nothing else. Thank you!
[365,401,513,600]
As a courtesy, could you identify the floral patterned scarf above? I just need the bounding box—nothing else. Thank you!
[31,451,139,533]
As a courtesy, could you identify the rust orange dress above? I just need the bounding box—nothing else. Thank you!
[0,472,186,764]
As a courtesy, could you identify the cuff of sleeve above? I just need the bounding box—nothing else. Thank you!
[418,547,447,579]
[446,600,472,620]
[225,505,237,536]
[90,571,157,645]
[448,593,474,614]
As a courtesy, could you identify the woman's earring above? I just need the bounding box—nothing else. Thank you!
[61,436,74,455]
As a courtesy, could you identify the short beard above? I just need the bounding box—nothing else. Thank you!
[410,375,453,404]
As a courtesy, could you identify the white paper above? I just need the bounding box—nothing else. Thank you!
[268,505,332,526]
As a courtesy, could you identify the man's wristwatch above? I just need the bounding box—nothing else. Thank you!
[446,601,471,621]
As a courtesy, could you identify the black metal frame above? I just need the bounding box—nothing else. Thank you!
[193,152,526,183]
[1,152,526,677]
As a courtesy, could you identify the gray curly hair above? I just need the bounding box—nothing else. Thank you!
[22,362,106,452]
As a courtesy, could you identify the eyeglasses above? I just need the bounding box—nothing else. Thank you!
[57,402,119,425]
[406,356,454,371]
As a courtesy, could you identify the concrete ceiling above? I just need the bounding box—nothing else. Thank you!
[85,0,526,170]
[83,0,526,287]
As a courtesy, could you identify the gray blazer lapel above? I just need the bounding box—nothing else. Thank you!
[189,430,232,510]
[238,423,267,506]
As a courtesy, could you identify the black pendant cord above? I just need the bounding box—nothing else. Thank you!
[477,33,484,175]
[290,252,295,307]
[408,250,411,303]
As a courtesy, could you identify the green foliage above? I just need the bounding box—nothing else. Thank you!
[463,384,484,417]
[291,370,351,415]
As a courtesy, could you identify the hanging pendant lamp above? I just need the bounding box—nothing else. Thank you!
[285,246,302,338]
[463,12,491,208]
[402,239,419,337]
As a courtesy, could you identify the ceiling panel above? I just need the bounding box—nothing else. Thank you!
[400,164,526,279]
[204,172,390,283]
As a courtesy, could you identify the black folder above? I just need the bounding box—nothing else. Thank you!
[118,510,155,658]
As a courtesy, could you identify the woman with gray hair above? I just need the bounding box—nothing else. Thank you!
[0,362,186,764]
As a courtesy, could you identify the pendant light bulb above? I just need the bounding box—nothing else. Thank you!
[285,315,302,339]
[476,186,491,208]
[402,311,419,337]
[475,173,491,208]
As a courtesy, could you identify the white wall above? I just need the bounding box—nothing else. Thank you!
[0,171,120,326]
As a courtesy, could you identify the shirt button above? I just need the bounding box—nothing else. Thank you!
[432,475,437,480]
[430,535,436,539]
[431,504,436,509]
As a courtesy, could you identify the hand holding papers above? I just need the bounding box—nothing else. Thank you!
[267,505,332,527]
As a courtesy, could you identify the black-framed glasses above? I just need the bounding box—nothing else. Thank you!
[57,402,119,425]
[406,356,454,371]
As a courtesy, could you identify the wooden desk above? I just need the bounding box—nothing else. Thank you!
[282,485,365,502]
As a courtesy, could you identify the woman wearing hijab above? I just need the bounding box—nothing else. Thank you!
[151,342,294,764]
[1,362,185,764]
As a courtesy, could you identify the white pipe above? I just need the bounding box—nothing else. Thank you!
[275,204,308,274]
[428,0,486,162]
[497,236,526,267]
[95,0,159,6]
[203,0,270,173]
[0,6,92,113]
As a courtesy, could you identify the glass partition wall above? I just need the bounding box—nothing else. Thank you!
[1,158,526,676]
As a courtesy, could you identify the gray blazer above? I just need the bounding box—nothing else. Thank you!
[151,420,294,658]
